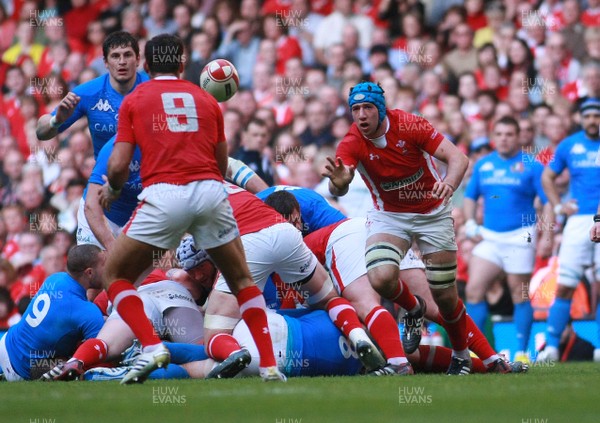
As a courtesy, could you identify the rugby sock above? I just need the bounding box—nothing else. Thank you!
[438,299,469,353]
[326,297,365,338]
[108,280,161,348]
[206,333,242,361]
[465,301,488,332]
[365,306,408,364]
[415,345,487,373]
[166,343,208,364]
[148,364,190,379]
[514,301,534,352]
[71,339,108,369]
[237,286,276,368]
[390,280,419,312]
[546,298,572,349]
[465,314,499,365]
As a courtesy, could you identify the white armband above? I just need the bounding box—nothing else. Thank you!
[227,157,256,189]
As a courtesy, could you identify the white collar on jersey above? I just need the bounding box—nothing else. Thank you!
[367,117,390,148]
[154,76,178,80]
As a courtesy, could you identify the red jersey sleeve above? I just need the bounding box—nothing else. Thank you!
[407,115,445,156]
[335,134,360,167]
[116,95,136,145]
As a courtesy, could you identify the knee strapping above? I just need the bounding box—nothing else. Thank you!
[203,314,240,331]
[425,262,457,289]
[307,276,335,306]
[365,242,403,271]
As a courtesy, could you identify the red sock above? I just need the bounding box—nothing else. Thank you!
[107,280,161,348]
[390,280,418,311]
[438,299,468,351]
[72,339,108,369]
[466,314,497,362]
[326,297,363,338]
[237,286,276,368]
[206,333,242,361]
[414,345,486,373]
[365,306,406,361]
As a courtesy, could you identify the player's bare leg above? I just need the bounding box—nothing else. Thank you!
[104,234,170,384]
[365,234,426,355]
[422,250,471,374]
[342,275,412,374]
[207,237,284,381]
[298,264,388,373]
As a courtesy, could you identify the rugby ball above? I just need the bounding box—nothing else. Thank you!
[200,59,240,102]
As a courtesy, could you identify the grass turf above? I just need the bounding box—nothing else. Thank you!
[1,362,598,423]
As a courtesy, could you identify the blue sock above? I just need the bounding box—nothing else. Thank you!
[165,343,208,364]
[514,301,534,352]
[466,301,488,332]
[148,364,190,379]
[546,298,571,348]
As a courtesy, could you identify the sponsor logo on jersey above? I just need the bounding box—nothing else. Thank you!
[570,143,586,154]
[380,168,424,191]
[91,99,115,112]
[480,162,494,171]
[369,153,380,160]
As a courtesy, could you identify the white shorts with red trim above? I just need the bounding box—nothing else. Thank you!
[215,223,318,293]
[326,218,426,294]
[365,202,457,254]
[123,180,239,250]
[76,198,122,249]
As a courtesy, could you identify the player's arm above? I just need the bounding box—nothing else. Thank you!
[99,142,134,211]
[36,92,81,140]
[541,166,577,217]
[84,183,117,250]
[537,201,554,257]
[227,157,268,193]
[591,202,600,242]
[322,157,355,197]
[215,141,228,177]
[431,137,469,202]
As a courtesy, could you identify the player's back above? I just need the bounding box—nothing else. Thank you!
[225,183,284,236]
[117,78,224,187]
[4,273,104,379]
[257,185,346,235]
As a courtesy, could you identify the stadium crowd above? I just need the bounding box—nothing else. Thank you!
[1,0,600,372]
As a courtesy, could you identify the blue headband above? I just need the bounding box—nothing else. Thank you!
[348,82,386,124]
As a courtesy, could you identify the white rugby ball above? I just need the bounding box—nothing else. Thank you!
[200,59,240,102]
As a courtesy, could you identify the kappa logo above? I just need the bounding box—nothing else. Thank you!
[91,99,115,112]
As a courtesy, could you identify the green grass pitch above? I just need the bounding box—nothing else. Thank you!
[1,362,598,423]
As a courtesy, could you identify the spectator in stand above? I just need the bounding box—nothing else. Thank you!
[1,150,25,207]
[457,72,480,121]
[473,1,505,49]
[444,22,478,81]
[561,0,587,62]
[313,0,374,64]
[16,179,46,216]
[562,61,600,104]
[2,20,45,66]
[233,118,277,186]
[0,3,15,55]
[546,32,581,89]
[584,27,600,62]
[418,71,445,113]
[98,0,128,34]
[286,0,322,67]
[299,98,335,148]
[217,19,260,89]
[1,204,26,260]
[174,4,194,45]
[263,14,302,75]
[121,6,146,40]
[184,31,213,85]
[63,0,103,42]
[144,0,177,38]
[223,109,244,155]
[518,117,536,152]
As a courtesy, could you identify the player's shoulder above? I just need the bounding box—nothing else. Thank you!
[73,73,110,96]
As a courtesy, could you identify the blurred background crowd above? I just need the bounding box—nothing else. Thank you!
[0,0,599,331]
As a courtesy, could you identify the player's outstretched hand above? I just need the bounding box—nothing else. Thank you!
[321,157,355,190]
[431,180,454,205]
[54,92,81,125]
[591,222,600,243]
[98,175,121,212]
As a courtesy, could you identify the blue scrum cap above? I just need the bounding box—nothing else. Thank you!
[348,81,386,123]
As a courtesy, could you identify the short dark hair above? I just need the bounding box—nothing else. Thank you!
[145,34,185,74]
[66,244,102,276]
[246,117,267,131]
[264,191,301,223]
[494,115,520,134]
[103,31,140,59]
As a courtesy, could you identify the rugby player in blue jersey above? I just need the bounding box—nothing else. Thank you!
[36,31,148,158]
[464,116,552,364]
[0,245,105,381]
[537,98,600,363]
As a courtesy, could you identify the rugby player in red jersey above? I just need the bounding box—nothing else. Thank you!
[322,81,473,374]
[97,34,283,383]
